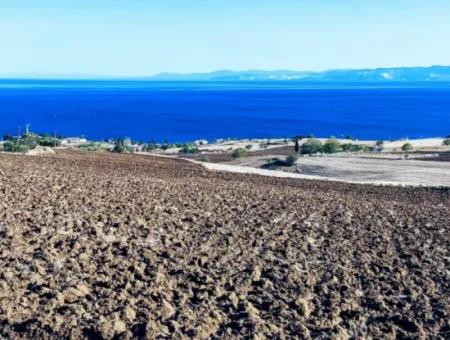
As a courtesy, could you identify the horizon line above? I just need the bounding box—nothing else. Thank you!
[0,64,449,80]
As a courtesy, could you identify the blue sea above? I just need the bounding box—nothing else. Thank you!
[0,79,449,142]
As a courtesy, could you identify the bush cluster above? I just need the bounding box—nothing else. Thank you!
[179,144,199,154]
[112,139,134,153]
[300,138,324,155]
[143,141,186,152]
[341,143,365,152]
[78,142,102,152]
[232,148,248,158]
[299,137,377,155]
[3,141,30,153]
[285,154,298,166]
[322,139,341,153]
[1,133,61,153]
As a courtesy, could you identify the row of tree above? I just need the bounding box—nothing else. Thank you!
[2,133,61,153]
[294,137,366,155]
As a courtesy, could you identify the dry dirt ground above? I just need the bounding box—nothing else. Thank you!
[0,151,449,339]
[223,155,450,187]
[294,157,450,187]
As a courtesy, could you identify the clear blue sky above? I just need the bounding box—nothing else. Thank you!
[1,0,449,76]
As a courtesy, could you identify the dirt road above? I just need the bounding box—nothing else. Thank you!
[221,155,450,187]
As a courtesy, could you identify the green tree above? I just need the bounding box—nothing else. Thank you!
[442,138,450,146]
[401,143,413,152]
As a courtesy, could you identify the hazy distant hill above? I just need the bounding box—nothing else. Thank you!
[149,66,450,81]
[3,66,450,82]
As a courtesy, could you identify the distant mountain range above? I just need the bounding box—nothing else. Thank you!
[149,66,450,82]
[3,66,450,82]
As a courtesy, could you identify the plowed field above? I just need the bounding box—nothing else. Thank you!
[0,151,449,338]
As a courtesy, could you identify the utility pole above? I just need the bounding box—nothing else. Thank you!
[25,123,30,135]
[18,126,21,138]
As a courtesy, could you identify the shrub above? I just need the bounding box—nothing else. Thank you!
[232,148,248,158]
[300,138,323,155]
[143,142,160,152]
[1,134,49,153]
[443,138,450,146]
[179,144,199,154]
[285,154,298,166]
[245,144,253,150]
[401,143,413,152]
[341,143,364,152]
[375,140,384,146]
[262,157,286,169]
[323,139,341,153]
[3,141,30,153]
[7,133,61,149]
[79,142,102,152]
[17,135,38,149]
[199,156,210,162]
[112,139,133,153]
[36,136,61,147]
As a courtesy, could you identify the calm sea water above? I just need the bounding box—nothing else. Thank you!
[0,80,449,142]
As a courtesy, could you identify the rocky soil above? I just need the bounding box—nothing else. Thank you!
[0,151,449,338]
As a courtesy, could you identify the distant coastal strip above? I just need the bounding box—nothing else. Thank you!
[1,131,450,187]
